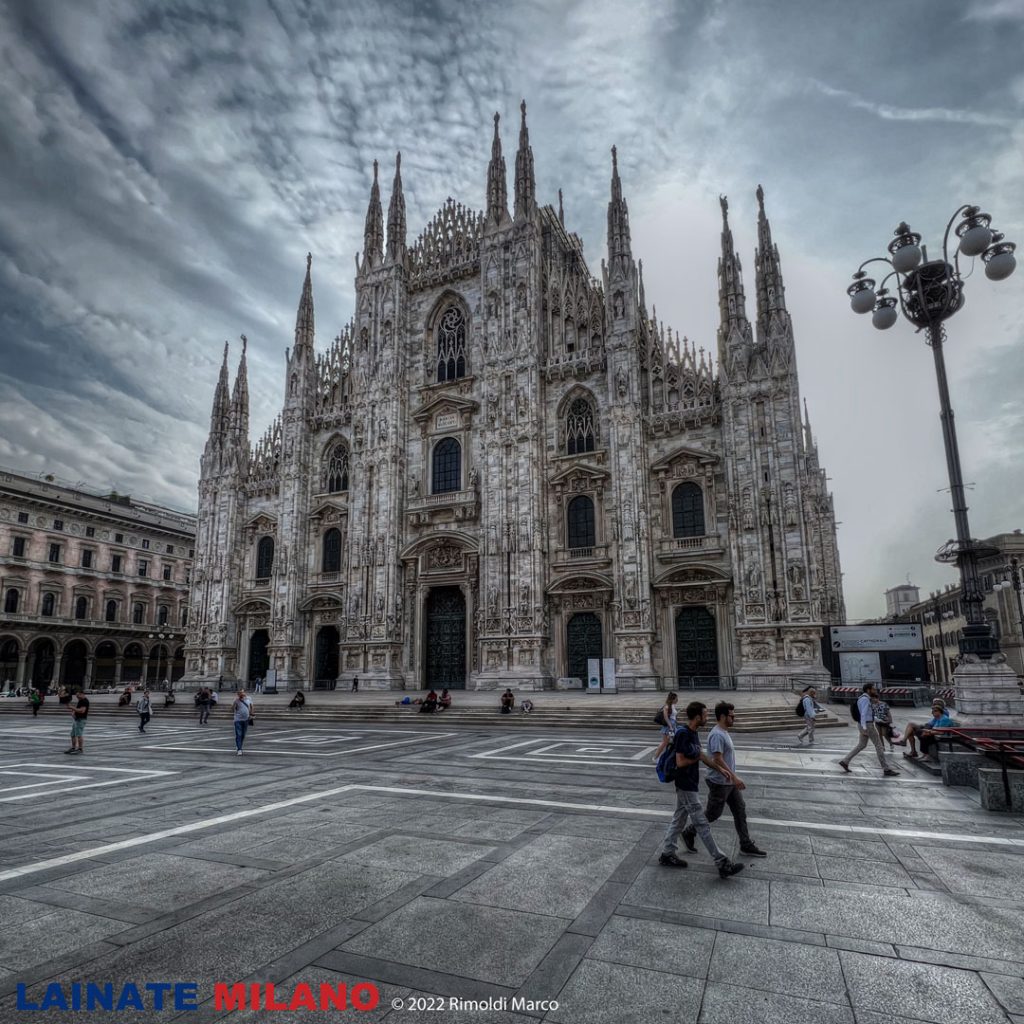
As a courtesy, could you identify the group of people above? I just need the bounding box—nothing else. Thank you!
[393,689,452,712]
[656,695,767,878]
[499,688,534,713]
[194,686,219,724]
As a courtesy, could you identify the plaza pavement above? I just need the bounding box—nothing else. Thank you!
[0,707,1023,1024]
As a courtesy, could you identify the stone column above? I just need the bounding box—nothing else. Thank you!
[114,657,123,685]
[85,654,95,688]
[16,651,28,686]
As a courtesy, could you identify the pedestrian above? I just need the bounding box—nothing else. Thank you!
[217,673,223,692]
[232,688,253,755]
[195,687,211,725]
[652,692,679,763]
[65,690,89,755]
[873,695,896,751]
[253,677,263,694]
[659,700,745,878]
[29,688,43,717]
[839,683,899,777]
[682,701,767,858]
[136,690,152,733]
[795,685,820,746]
[351,675,359,693]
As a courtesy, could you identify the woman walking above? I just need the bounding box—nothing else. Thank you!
[232,688,253,755]
[653,692,679,763]
[135,690,152,733]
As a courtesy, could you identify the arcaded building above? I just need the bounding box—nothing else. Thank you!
[185,106,844,691]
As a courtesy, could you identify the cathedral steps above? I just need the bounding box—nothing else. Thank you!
[0,698,847,733]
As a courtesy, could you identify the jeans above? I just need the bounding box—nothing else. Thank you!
[843,723,889,769]
[198,704,210,724]
[138,712,150,732]
[664,788,726,865]
[796,716,816,744]
[234,720,248,751]
[683,780,752,847]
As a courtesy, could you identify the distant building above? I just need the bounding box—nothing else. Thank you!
[894,531,1024,682]
[885,583,920,619]
[0,468,196,690]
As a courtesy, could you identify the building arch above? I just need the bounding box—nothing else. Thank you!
[322,438,350,493]
[1,638,20,684]
[61,639,89,688]
[94,641,118,685]
[557,386,599,455]
[122,642,144,683]
[28,637,56,688]
[426,292,471,384]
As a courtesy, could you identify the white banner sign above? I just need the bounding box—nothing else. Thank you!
[830,624,922,651]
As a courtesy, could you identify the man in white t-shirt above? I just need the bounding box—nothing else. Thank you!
[682,701,767,858]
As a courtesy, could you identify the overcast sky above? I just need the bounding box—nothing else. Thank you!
[1,0,1022,621]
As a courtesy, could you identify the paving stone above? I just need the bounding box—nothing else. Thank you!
[0,895,125,972]
[839,950,1008,1024]
[337,835,494,877]
[548,957,701,1024]
[708,930,845,1001]
[341,897,565,987]
[698,981,853,1024]
[452,833,633,918]
[913,846,1024,901]
[815,854,912,887]
[809,836,900,862]
[623,865,770,925]
[586,914,715,979]
[982,973,1024,1014]
[40,853,268,911]
[548,815,651,841]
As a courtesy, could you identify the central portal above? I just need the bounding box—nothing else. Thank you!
[675,606,719,682]
[424,586,466,690]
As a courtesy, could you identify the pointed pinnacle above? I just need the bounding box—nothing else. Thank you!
[720,194,729,224]
[756,183,765,212]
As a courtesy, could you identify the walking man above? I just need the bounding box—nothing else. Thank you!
[839,683,899,776]
[65,690,89,755]
[351,675,359,693]
[660,701,745,878]
[196,687,212,725]
[682,701,767,858]
[795,685,819,746]
[232,688,253,756]
[136,689,152,733]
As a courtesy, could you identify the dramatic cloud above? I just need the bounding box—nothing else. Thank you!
[0,0,1022,618]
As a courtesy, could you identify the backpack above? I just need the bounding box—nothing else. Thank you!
[850,700,861,722]
[795,697,806,718]
[655,746,677,784]
[653,708,667,726]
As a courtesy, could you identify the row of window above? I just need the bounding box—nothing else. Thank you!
[9,538,187,580]
[3,588,186,625]
[12,511,191,554]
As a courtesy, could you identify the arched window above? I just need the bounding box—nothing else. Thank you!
[75,596,88,620]
[566,396,596,455]
[256,536,274,580]
[432,438,461,494]
[41,593,55,617]
[105,600,118,622]
[672,482,705,538]
[157,605,169,626]
[567,495,596,550]
[4,588,19,614]
[325,443,349,493]
[436,306,466,383]
[132,603,145,625]
[322,528,342,573]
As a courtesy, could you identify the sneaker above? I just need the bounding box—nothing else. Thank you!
[69,748,81,755]
[883,768,900,776]
[838,761,851,773]
[658,853,688,868]
[740,844,768,858]
[236,750,242,756]
[681,831,697,853]
[64,748,75,754]
[718,860,744,879]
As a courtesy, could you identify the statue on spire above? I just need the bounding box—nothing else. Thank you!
[485,112,508,226]
[514,100,535,220]
[386,151,406,262]
[363,160,384,267]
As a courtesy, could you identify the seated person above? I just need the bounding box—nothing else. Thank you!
[420,689,438,713]
[437,688,452,710]
[520,698,535,713]
[117,688,132,707]
[163,690,176,707]
[500,688,515,713]
[289,691,306,709]
[900,701,955,760]
[395,696,413,706]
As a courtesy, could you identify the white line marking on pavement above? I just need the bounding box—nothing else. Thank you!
[141,732,457,758]
[2,781,1021,883]
[0,763,178,803]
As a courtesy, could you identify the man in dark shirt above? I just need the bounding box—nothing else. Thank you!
[65,691,89,755]
[660,701,744,879]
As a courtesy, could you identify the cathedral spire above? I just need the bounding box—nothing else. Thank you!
[386,151,406,262]
[513,100,535,220]
[294,253,315,354]
[231,334,249,446]
[485,112,508,226]
[363,160,384,266]
[557,188,564,226]
[204,341,231,461]
[754,184,789,330]
[717,194,751,339]
[606,145,633,277]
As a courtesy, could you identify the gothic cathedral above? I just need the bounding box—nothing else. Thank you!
[185,104,845,691]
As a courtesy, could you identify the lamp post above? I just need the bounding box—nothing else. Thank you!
[994,557,1024,671]
[147,632,167,689]
[848,206,1016,664]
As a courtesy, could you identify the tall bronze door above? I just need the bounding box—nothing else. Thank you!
[675,607,718,682]
[567,612,602,683]
[425,587,466,689]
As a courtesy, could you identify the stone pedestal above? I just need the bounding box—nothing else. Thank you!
[978,767,1024,813]
[952,656,1024,726]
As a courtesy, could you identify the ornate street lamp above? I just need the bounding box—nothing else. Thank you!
[994,557,1024,656]
[848,206,1016,664]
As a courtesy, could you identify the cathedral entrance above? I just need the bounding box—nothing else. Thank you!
[424,586,466,689]
[314,626,340,688]
[566,612,602,683]
[675,607,718,682]
[248,630,269,683]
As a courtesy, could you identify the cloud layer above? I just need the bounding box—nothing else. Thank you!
[1,0,1022,618]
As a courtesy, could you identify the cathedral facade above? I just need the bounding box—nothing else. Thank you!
[184,105,845,691]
